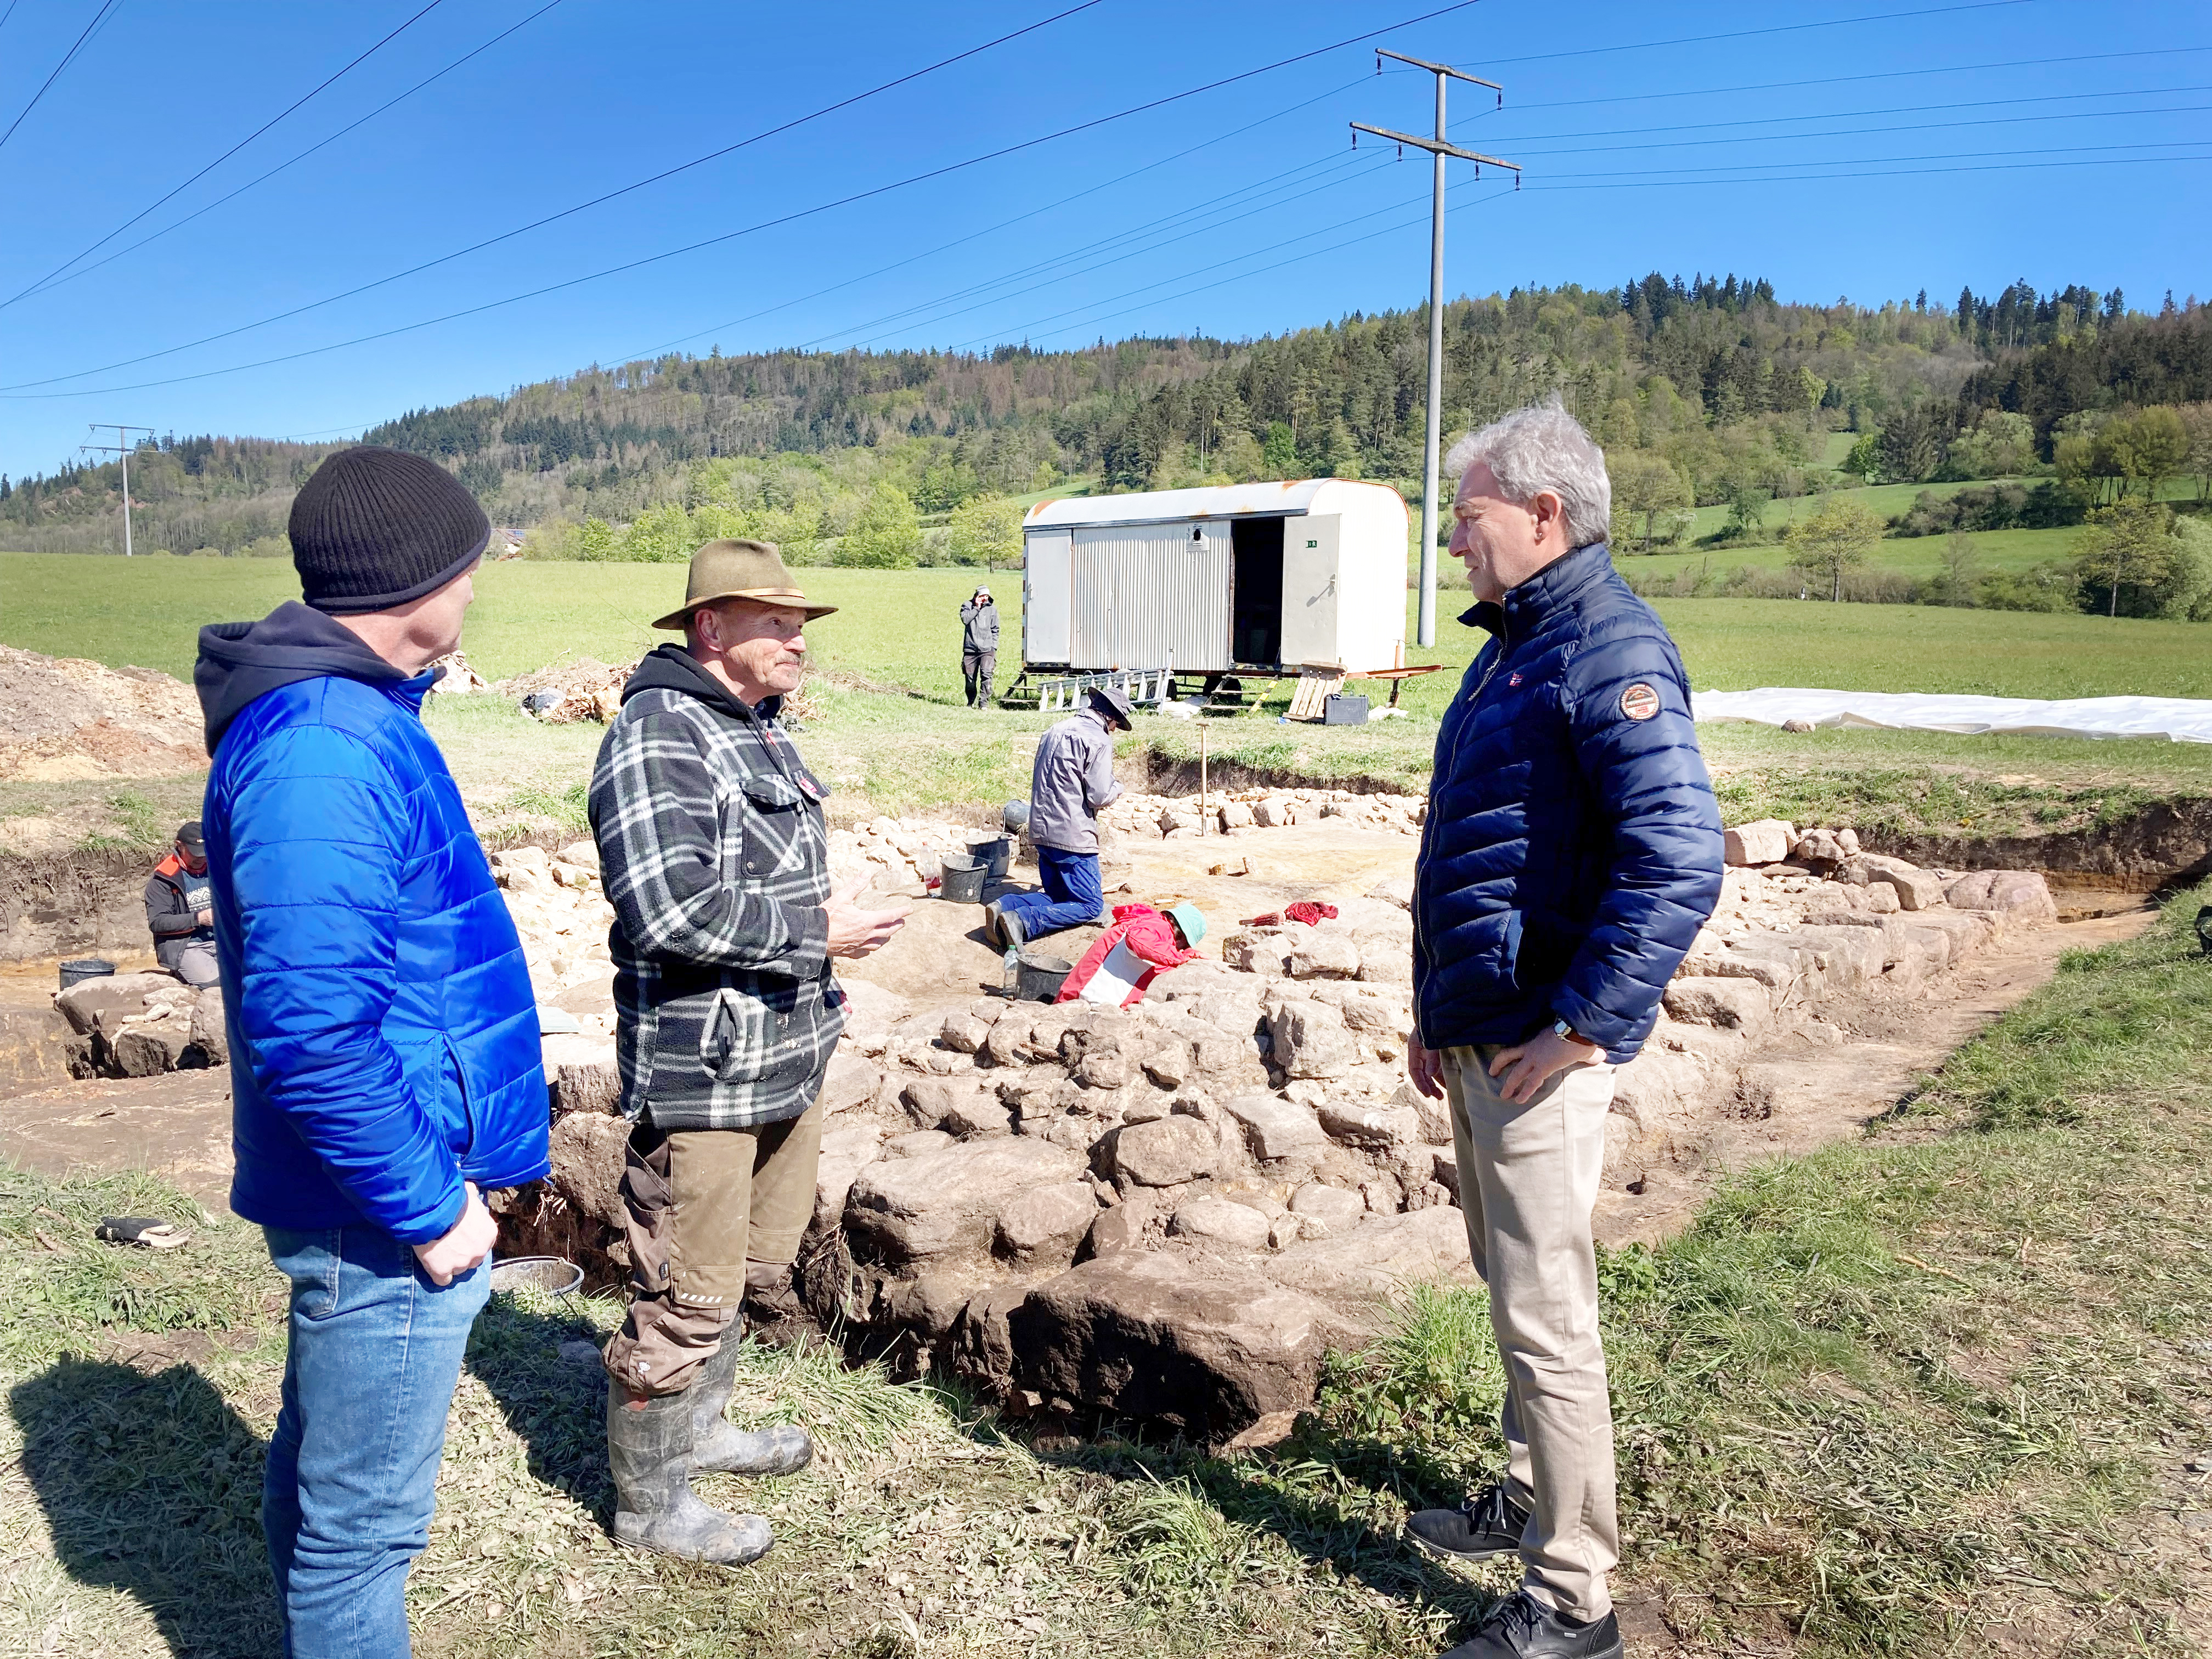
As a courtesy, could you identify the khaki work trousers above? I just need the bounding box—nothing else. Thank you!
[1443,1043,1620,1623]
[601,1102,822,1399]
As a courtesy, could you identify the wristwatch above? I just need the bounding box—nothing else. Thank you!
[1553,1019,1599,1049]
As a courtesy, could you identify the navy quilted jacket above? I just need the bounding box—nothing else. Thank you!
[1413,543,1723,1063]
[196,603,549,1244]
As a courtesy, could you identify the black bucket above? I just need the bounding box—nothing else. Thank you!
[1014,950,1073,1002]
[967,836,1012,882]
[58,958,114,991]
[939,854,988,904]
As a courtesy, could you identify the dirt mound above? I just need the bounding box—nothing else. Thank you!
[0,647,205,781]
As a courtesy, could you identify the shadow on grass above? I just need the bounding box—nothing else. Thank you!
[10,1356,281,1658]
[462,1294,619,1522]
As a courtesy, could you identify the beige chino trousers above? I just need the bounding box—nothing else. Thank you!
[1443,1043,1620,1623]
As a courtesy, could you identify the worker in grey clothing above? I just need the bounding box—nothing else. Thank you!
[959,587,1000,707]
[984,684,1131,948]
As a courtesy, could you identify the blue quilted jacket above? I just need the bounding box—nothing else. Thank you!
[1413,543,1724,1063]
[196,603,549,1244]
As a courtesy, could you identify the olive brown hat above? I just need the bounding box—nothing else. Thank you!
[650,538,839,630]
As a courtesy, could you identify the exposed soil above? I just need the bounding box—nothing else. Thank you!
[1592,906,2158,1248]
[0,646,205,782]
[0,1066,234,1204]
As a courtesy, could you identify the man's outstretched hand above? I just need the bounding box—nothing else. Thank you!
[413,1182,496,1286]
[825,879,910,960]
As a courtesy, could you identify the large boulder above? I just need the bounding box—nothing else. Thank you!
[53,972,175,1037]
[993,1181,1099,1259]
[1660,976,1773,1032]
[1105,1114,1221,1188]
[1723,819,1795,867]
[1286,930,1361,980]
[1223,1094,1327,1164]
[110,1017,193,1076]
[1010,1251,1353,1437]
[187,986,228,1066]
[546,1109,631,1228]
[1260,1207,1475,1301]
[1944,869,2057,924]
[541,1034,620,1118]
[1859,855,1944,912]
[1266,1001,1356,1080]
[843,1138,1085,1267]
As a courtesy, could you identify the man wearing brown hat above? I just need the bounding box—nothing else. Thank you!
[590,538,907,1566]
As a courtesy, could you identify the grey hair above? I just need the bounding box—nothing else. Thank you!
[1443,399,1611,548]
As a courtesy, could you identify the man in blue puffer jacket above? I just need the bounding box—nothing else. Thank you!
[1402,404,1723,1659]
[195,445,548,1659]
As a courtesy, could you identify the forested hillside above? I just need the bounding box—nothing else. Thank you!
[3,276,2205,561]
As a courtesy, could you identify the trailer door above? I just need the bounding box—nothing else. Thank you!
[1279,514,1341,668]
[1023,529,1073,664]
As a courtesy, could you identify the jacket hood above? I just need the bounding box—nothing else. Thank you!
[621,643,780,724]
[194,600,416,753]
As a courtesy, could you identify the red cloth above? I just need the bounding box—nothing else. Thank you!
[1242,901,1339,928]
[1056,904,1199,1008]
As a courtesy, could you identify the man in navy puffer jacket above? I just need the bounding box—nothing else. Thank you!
[196,445,548,1659]
[1403,405,1722,1659]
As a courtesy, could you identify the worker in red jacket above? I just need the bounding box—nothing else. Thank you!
[1056,903,1205,1007]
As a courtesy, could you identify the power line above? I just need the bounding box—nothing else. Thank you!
[10,0,566,306]
[1496,101,2212,160]
[1532,140,2212,182]
[1471,0,2040,67]
[0,0,1485,396]
[605,67,1398,365]
[4,0,468,307]
[1480,82,2212,145]
[0,0,121,154]
[1532,44,2212,111]
[1528,149,2212,189]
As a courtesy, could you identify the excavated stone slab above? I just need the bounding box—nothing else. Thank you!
[1265,1001,1356,1080]
[1105,1114,1220,1187]
[1168,1193,1273,1250]
[1224,1094,1326,1163]
[547,1109,630,1229]
[1945,869,2058,923]
[994,1181,1098,1258]
[1723,819,1794,866]
[1316,1100,1422,1148]
[844,1137,1085,1266]
[53,973,176,1037]
[1259,1206,1475,1301]
[1660,976,1772,1031]
[1288,1182,1367,1236]
[1011,1250,1355,1437]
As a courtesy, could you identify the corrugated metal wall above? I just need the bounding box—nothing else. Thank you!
[1068,522,1232,672]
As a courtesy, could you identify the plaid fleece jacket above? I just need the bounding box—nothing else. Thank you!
[589,645,845,1131]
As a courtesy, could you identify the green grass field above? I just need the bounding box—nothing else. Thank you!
[3,552,2207,853]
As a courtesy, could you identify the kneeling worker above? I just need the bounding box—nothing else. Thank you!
[985,683,1131,950]
[145,820,218,986]
[591,538,909,1565]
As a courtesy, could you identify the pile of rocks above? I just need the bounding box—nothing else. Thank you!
[51,972,225,1077]
[826,819,982,897]
[496,657,634,725]
[486,843,618,1019]
[500,814,2060,1440]
[1101,787,1425,840]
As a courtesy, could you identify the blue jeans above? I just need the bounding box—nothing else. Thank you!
[1000,845,1105,938]
[262,1226,490,1659]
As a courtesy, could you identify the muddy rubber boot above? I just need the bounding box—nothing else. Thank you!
[606,1381,772,1565]
[689,1339,814,1478]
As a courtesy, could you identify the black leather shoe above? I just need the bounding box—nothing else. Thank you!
[1408,1482,1530,1562]
[1440,1590,1621,1659]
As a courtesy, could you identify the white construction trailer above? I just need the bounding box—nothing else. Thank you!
[1015,480,1409,698]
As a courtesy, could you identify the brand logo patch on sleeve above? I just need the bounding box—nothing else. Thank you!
[1619,682,1661,721]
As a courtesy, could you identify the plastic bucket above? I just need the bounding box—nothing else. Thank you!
[58,958,114,991]
[1014,950,1073,1002]
[488,1255,584,1296]
[938,854,988,904]
[967,836,1012,881]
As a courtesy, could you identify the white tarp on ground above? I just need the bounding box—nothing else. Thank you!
[1692,687,2212,744]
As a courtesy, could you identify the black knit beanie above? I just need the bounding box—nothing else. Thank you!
[289,445,490,613]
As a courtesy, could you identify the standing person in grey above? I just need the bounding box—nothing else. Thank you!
[959,586,1000,707]
[983,684,1131,949]
[1403,403,1723,1659]
[591,538,907,1566]
[144,820,219,986]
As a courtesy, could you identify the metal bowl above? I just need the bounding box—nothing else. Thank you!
[488,1255,583,1296]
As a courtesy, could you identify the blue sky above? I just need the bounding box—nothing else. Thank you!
[0,0,2205,477]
